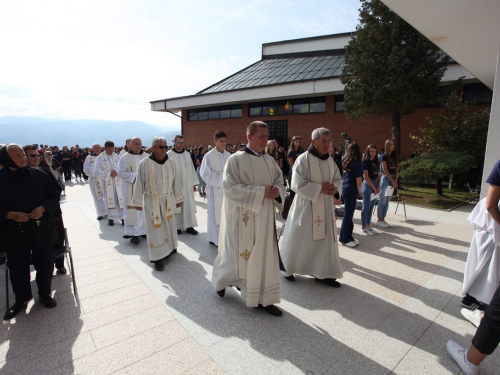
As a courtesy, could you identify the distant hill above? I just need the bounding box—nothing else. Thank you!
[0,116,181,147]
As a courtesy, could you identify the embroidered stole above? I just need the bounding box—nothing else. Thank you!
[308,152,336,241]
[102,154,124,209]
[209,150,229,225]
[171,152,195,214]
[89,155,104,201]
[125,153,147,225]
[148,159,174,228]
[237,153,274,279]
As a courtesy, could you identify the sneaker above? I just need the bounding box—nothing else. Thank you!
[461,308,482,328]
[341,241,356,248]
[376,221,389,228]
[461,294,486,311]
[446,340,479,375]
[353,238,359,245]
[360,229,374,236]
[367,228,376,234]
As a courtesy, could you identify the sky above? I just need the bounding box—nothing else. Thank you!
[0,0,361,130]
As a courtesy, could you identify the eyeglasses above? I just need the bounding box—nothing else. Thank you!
[28,154,41,158]
[175,142,185,145]
[155,145,168,149]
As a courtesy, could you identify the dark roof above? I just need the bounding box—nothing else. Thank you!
[197,50,345,95]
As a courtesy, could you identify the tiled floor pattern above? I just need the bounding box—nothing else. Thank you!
[1,181,499,374]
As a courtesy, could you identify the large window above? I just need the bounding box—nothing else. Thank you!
[463,83,493,104]
[188,104,242,121]
[249,96,326,117]
[334,95,344,112]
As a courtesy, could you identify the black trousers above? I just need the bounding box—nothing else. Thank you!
[472,283,500,355]
[8,245,54,302]
[62,163,72,181]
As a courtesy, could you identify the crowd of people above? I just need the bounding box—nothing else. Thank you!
[1,121,499,374]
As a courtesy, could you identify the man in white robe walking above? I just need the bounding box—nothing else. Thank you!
[118,137,148,244]
[132,136,185,271]
[167,135,199,235]
[280,128,344,287]
[83,143,107,220]
[211,121,286,316]
[200,130,231,247]
[95,140,123,226]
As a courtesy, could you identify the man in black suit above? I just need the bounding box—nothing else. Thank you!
[0,144,60,320]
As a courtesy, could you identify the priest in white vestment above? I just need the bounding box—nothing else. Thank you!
[132,136,185,271]
[200,130,231,246]
[83,143,107,220]
[463,160,500,308]
[118,137,148,244]
[280,128,344,287]
[212,121,286,316]
[167,135,199,235]
[95,140,124,226]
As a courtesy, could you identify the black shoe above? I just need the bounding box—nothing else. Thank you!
[121,220,124,226]
[257,304,283,316]
[155,261,164,271]
[97,216,104,221]
[209,241,218,247]
[130,236,140,244]
[0,256,5,266]
[462,294,486,311]
[39,296,57,308]
[186,227,198,235]
[177,229,182,235]
[123,235,133,239]
[56,268,67,275]
[3,300,30,320]
[108,219,114,226]
[284,275,295,281]
[217,288,225,297]
[140,235,147,238]
[315,278,341,288]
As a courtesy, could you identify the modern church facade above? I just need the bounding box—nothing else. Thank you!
[150,33,491,159]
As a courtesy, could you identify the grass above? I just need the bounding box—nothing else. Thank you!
[396,183,474,210]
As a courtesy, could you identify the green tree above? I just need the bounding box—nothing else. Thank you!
[340,0,449,158]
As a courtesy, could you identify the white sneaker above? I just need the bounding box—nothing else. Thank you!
[360,228,374,236]
[446,340,479,375]
[461,308,482,328]
[341,241,357,248]
[353,238,359,245]
[376,221,389,228]
[367,227,376,234]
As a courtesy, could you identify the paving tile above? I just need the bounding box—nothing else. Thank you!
[73,252,122,268]
[53,265,134,293]
[76,258,128,277]
[79,282,151,313]
[182,359,224,375]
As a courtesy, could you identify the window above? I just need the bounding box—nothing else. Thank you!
[463,83,493,104]
[249,97,326,117]
[249,103,262,116]
[310,97,326,113]
[188,104,242,121]
[262,101,277,116]
[292,98,309,114]
[334,95,345,112]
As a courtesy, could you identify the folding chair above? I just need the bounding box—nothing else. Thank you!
[5,228,77,310]
[390,195,407,219]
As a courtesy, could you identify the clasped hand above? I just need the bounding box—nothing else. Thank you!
[321,182,337,196]
[264,185,280,200]
[8,206,45,222]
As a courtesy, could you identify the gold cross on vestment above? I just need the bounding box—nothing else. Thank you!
[36,219,40,226]
[167,207,171,212]
[314,215,324,227]
[155,215,160,221]
[240,249,251,261]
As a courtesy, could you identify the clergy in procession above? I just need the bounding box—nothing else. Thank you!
[131,136,185,271]
[211,121,286,316]
[200,130,231,247]
[167,135,199,235]
[95,140,124,226]
[119,138,131,157]
[118,137,148,244]
[280,128,344,287]
[83,143,107,220]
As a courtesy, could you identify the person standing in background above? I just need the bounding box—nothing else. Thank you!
[377,140,398,228]
[287,136,304,199]
[360,144,380,236]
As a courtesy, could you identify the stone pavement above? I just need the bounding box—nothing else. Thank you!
[1,182,499,374]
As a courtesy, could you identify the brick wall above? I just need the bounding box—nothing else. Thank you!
[180,96,490,160]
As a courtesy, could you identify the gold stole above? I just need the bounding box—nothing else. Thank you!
[171,152,195,215]
[308,153,336,241]
[148,159,173,228]
[209,150,228,225]
[102,154,124,209]
[125,153,147,225]
[89,155,104,201]
[237,153,274,279]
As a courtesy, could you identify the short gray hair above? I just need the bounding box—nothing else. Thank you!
[311,128,331,140]
[247,121,267,136]
[152,136,167,147]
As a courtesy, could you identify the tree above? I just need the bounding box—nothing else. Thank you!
[340,0,449,158]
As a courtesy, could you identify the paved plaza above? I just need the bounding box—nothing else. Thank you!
[1,182,499,374]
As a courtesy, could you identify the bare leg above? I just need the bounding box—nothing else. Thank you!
[467,344,487,366]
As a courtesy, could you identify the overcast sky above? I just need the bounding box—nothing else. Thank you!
[0,0,361,129]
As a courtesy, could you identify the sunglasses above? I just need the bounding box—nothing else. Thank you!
[155,145,168,149]
[28,154,41,158]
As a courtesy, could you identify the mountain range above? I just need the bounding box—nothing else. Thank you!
[0,116,181,148]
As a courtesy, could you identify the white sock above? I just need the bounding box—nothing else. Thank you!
[464,348,478,368]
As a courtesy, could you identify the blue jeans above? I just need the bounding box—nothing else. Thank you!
[339,186,357,243]
[377,174,395,219]
[196,167,206,192]
[361,179,378,227]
